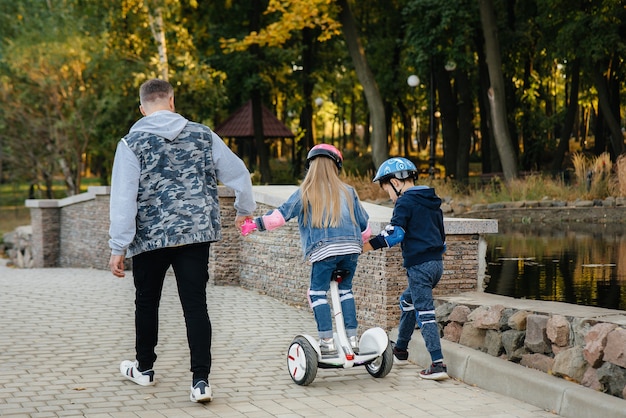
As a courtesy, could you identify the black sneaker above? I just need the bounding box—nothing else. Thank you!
[419,362,449,380]
[392,346,409,365]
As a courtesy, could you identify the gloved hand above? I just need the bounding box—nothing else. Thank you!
[240,218,258,236]
[369,224,405,250]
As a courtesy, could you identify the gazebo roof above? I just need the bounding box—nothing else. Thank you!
[214,100,295,138]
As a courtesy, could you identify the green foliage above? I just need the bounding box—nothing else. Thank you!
[0,0,625,197]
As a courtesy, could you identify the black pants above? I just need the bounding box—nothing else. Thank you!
[132,243,211,379]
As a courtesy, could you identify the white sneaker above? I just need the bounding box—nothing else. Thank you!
[120,360,155,386]
[190,380,212,403]
[349,335,359,353]
[319,338,337,355]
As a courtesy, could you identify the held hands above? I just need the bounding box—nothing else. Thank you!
[362,241,374,253]
[240,218,258,236]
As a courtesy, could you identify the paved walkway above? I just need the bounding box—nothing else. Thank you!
[0,260,562,417]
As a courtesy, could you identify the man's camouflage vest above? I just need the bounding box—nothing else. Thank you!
[124,122,221,257]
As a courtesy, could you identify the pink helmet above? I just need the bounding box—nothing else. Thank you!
[306,143,343,171]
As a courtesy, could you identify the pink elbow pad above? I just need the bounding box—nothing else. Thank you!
[262,210,286,231]
[361,224,372,242]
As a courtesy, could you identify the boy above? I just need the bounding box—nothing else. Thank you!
[362,157,449,380]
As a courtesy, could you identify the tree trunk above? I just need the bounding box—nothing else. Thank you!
[551,59,580,172]
[147,1,169,81]
[591,64,624,158]
[397,99,412,157]
[479,0,518,180]
[436,67,458,180]
[337,0,388,167]
[456,69,473,183]
[250,0,271,183]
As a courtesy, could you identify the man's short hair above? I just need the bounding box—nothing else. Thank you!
[139,79,174,105]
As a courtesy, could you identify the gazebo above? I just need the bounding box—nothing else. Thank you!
[214,100,295,165]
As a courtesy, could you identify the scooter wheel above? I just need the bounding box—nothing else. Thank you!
[365,341,393,378]
[287,336,318,386]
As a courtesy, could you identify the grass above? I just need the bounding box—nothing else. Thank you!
[0,178,103,239]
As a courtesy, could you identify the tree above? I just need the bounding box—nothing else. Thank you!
[336,0,388,167]
[1,13,106,196]
[222,0,389,167]
[478,0,518,180]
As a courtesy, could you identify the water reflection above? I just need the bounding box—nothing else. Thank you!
[484,223,626,310]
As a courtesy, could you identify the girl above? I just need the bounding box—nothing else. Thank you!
[245,144,370,355]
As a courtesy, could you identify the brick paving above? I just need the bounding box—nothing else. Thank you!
[0,261,559,417]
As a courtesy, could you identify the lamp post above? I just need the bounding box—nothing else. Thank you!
[407,75,421,158]
[428,60,436,178]
[408,64,436,179]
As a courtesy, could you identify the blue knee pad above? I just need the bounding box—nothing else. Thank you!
[308,289,328,309]
[417,310,436,328]
[400,298,415,312]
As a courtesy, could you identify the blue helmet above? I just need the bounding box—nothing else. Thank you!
[373,157,418,183]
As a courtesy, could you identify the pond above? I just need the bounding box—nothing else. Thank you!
[484,223,626,310]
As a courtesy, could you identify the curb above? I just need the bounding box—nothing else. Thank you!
[391,329,626,418]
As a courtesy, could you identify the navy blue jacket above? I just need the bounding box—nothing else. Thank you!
[389,186,446,268]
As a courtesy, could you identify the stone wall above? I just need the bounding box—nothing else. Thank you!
[27,189,109,269]
[24,185,497,333]
[436,292,626,399]
[234,185,496,332]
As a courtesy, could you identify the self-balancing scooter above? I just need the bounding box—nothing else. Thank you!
[286,269,394,386]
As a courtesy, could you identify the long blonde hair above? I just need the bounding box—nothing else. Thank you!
[300,157,356,227]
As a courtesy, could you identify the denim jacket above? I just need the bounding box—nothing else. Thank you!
[276,186,369,259]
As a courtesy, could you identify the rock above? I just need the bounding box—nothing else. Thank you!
[448,305,471,323]
[508,310,529,331]
[573,200,594,207]
[435,302,456,323]
[583,323,617,368]
[520,353,554,373]
[459,322,486,350]
[552,346,587,383]
[597,361,626,398]
[502,329,526,361]
[603,327,626,368]
[546,315,570,347]
[443,322,463,343]
[485,329,504,356]
[525,314,551,354]
[581,366,603,391]
[469,304,505,330]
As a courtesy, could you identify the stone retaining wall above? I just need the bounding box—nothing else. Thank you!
[437,292,626,400]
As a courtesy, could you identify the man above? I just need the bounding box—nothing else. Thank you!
[108,79,256,402]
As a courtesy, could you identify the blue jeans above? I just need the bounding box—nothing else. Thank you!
[396,260,444,363]
[308,254,359,339]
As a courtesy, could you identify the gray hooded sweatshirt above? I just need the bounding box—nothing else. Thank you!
[109,110,256,257]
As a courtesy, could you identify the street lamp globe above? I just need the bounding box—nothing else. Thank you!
[407,74,420,87]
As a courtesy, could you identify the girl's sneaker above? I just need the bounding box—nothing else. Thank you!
[419,362,449,380]
[319,338,337,355]
[120,360,155,386]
